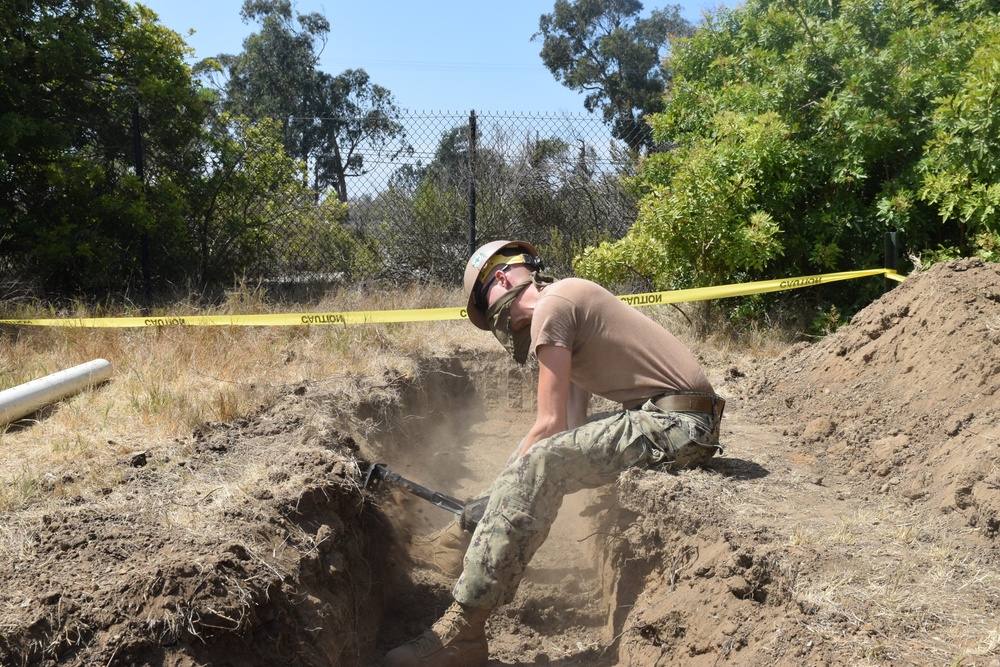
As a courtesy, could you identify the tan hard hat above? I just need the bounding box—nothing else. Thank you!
[464,240,539,330]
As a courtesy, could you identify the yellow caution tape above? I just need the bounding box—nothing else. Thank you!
[0,308,468,329]
[617,268,901,307]
[885,270,906,283]
[0,268,903,328]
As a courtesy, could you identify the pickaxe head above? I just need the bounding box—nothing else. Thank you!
[362,462,388,490]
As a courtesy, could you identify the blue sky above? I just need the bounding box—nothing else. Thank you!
[137,0,730,114]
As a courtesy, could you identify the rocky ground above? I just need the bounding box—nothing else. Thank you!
[1,258,998,666]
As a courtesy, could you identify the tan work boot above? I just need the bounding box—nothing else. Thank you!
[384,602,490,667]
[409,521,471,578]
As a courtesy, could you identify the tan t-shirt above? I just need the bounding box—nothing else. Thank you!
[530,278,713,408]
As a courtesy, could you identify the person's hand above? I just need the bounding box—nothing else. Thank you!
[460,496,489,532]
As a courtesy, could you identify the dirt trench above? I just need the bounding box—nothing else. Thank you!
[0,348,595,667]
[2,258,1000,667]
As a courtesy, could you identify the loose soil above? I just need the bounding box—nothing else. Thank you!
[2,258,999,666]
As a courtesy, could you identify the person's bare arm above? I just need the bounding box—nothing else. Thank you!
[567,382,591,430]
[515,344,572,458]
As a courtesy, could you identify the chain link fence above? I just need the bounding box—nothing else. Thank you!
[0,111,641,297]
[255,111,640,287]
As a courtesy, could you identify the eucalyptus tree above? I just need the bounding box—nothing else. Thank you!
[211,0,328,153]
[533,0,694,152]
[203,0,407,202]
[305,69,409,202]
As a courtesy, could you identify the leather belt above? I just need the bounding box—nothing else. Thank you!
[653,393,725,419]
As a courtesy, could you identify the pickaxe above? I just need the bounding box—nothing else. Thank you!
[362,463,485,532]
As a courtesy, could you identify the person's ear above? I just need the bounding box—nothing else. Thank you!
[494,269,512,289]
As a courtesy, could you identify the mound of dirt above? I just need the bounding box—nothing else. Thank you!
[2,259,999,667]
[745,257,1000,536]
[599,258,1000,666]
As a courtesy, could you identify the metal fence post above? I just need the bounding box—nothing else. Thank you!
[467,109,477,258]
[132,105,151,304]
[884,231,900,292]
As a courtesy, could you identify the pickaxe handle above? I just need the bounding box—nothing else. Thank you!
[363,463,466,516]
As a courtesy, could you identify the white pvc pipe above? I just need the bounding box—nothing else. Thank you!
[0,359,113,426]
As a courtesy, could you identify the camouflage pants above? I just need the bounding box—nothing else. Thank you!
[452,400,722,609]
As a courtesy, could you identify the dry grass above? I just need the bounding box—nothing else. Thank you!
[787,503,1000,665]
[0,283,493,513]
